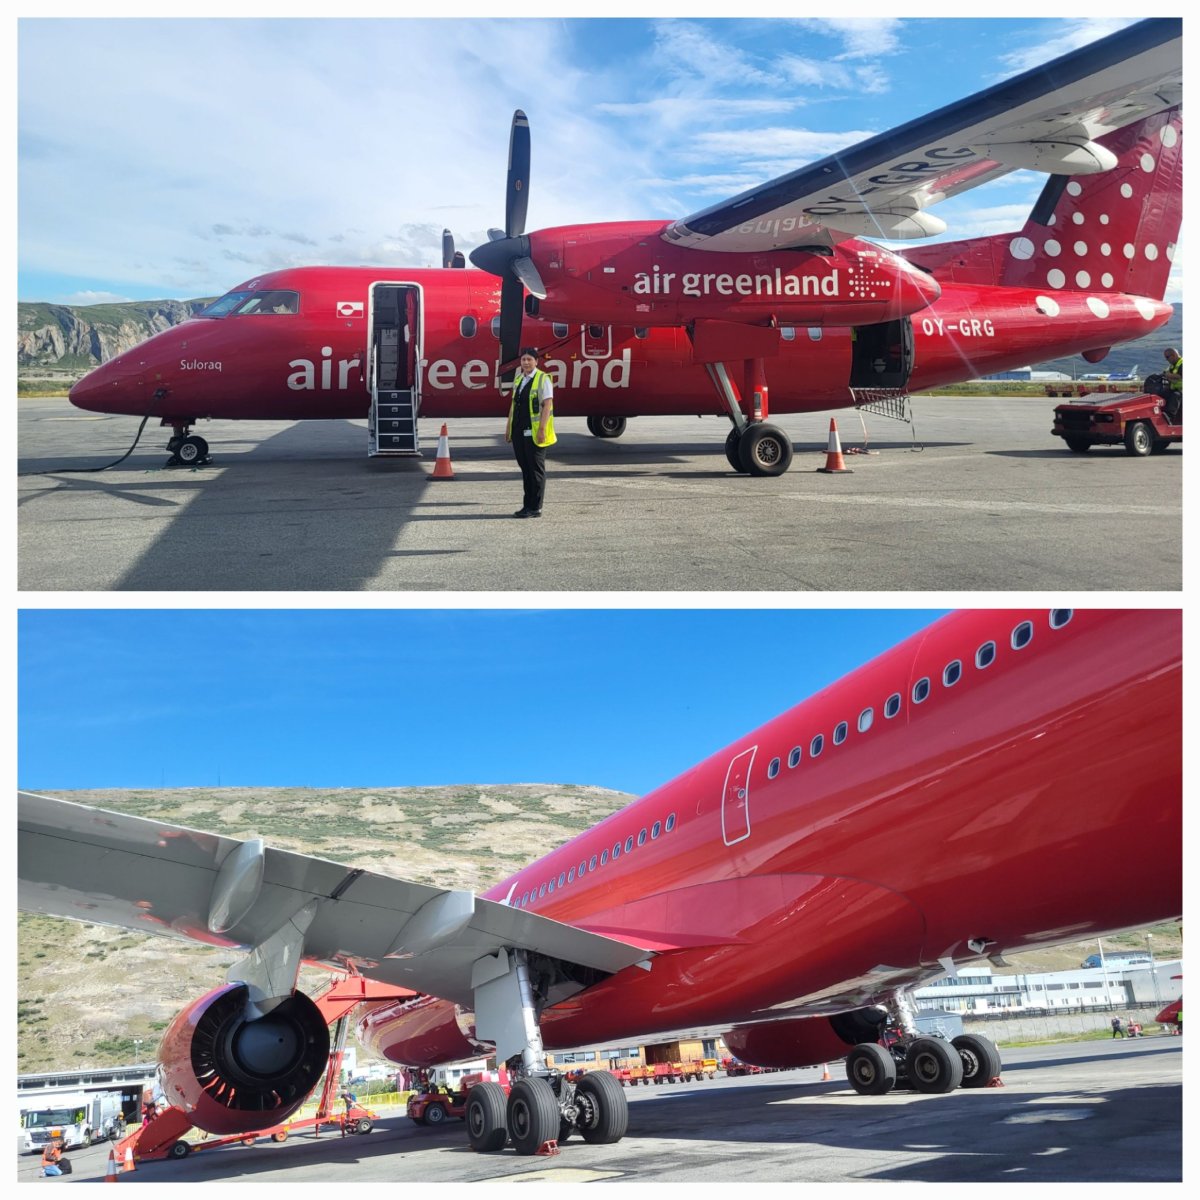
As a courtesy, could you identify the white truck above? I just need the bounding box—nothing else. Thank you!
[20,1091,124,1154]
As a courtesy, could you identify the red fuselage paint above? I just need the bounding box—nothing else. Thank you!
[357,609,1180,1067]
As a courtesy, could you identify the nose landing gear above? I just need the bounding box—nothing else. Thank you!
[165,421,212,467]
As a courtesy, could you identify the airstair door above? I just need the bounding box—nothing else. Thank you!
[368,283,423,457]
[721,747,755,846]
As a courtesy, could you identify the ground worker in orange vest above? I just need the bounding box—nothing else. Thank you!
[40,1138,65,1177]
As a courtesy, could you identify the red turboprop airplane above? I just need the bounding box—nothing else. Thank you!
[18,609,1182,1157]
[66,21,1181,474]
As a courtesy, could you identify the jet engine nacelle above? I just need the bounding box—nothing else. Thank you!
[158,983,329,1135]
[725,1008,887,1069]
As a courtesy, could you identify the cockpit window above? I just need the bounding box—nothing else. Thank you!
[199,289,299,317]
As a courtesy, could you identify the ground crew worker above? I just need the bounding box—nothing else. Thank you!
[40,1138,64,1177]
[1162,347,1182,422]
[506,348,555,517]
[1111,1015,1125,1038]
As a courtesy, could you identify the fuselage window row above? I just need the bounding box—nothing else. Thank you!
[516,812,677,908]
[758,611,1072,793]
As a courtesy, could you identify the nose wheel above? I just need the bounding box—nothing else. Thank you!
[166,425,212,467]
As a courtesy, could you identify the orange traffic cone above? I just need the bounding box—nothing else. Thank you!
[817,419,853,473]
[431,424,454,479]
[821,1063,831,1081]
[104,1149,119,1182]
[122,1145,137,1173]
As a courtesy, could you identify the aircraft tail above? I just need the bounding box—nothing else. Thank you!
[909,108,1181,300]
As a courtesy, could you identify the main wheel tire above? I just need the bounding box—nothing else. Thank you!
[846,1043,897,1095]
[169,1140,191,1159]
[575,1070,628,1145]
[725,427,745,472]
[1124,420,1153,456]
[1064,436,1092,453]
[588,415,627,439]
[423,1101,447,1126]
[906,1036,964,1094]
[507,1077,560,1156]
[177,435,209,465]
[952,1034,1002,1088]
[465,1082,508,1153]
[738,423,794,476]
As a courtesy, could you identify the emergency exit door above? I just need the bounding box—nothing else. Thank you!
[721,747,756,846]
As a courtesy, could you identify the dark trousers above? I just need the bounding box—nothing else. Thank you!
[513,431,546,512]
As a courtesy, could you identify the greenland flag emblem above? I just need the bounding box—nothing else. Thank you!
[337,300,364,318]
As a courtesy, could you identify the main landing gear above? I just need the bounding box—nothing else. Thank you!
[845,991,1002,1097]
[586,415,627,439]
[467,949,628,1156]
[724,422,794,477]
[164,421,212,467]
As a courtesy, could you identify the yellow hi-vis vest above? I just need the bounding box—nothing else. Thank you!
[507,368,556,447]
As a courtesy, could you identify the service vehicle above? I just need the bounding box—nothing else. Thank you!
[1052,389,1182,456]
[20,1091,123,1153]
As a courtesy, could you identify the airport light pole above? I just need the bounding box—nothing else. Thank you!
[1147,933,1162,1007]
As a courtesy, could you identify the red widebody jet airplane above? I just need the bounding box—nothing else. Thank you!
[67,21,1181,474]
[18,609,1182,1157]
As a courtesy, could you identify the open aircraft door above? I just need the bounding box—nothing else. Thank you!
[368,282,424,456]
[849,316,914,392]
[721,747,756,847]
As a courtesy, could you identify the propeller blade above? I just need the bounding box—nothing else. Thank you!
[442,229,455,269]
[487,228,506,242]
[451,251,466,269]
[513,256,546,300]
[505,109,531,238]
[498,275,525,384]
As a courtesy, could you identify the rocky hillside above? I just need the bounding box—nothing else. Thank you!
[18,786,1182,1074]
[18,298,213,372]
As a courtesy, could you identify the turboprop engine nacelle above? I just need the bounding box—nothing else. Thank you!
[158,983,329,1135]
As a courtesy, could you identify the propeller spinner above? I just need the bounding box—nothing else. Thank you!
[470,110,546,381]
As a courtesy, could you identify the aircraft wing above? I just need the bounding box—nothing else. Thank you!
[17,791,652,1008]
[663,18,1181,252]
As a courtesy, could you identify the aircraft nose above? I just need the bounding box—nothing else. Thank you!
[68,358,124,413]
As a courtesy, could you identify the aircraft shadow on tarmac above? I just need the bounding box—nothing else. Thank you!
[986,448,1183,460]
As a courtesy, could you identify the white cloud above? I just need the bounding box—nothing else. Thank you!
[789,18,904,61]
[63,290,134,306]
[997,18,1139,75]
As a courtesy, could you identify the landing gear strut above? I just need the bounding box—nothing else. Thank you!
[705,358,794,476]
[164,421,211,467]
[844,991,1001,1096]
[469,948,628,1155]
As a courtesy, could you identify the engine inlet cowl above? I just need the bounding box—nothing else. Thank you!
[159,984,329,1135]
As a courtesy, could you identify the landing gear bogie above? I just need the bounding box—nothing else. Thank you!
[903,1035,964,1094]
[846,1042,897,1095]
[465,1081,508,1153]
[506,1077,560,1156]
[574,1070,628,1144]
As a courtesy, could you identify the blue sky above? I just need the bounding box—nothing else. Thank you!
[17,15,1181,305]
[18,609,945,795]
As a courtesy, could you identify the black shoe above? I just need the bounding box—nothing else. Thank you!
[527,510,542,518]
[513,508,531,518]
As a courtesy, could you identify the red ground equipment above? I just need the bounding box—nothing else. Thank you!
[1052,390,1182,456]
[406,1068,509,1127]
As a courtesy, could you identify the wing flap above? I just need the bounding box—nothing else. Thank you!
[18,791,652,1007]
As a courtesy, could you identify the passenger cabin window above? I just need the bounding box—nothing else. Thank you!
[810,734,824,757]
[588,324,605,338]
[913,677,931,704]
[665,813,677,832]
[858,707,874,733]
[634,327,649,339]
[1050,609,1073,629]
[612,842,621,860]
[944,660,962,686]
[568,867,575,883]
[491,316,502,338]
[578,860,586,878]
[590,855,598,870]
[558,872,566,887]
[460,316,477,338]
[600,849,609,865]
[622,835,632,853]
[807,328,823,341]
[1012,621,1033,649]
[552,322,569,338]
[768,757,780,778]
[833,722,848,745]
[788,746,802,768]
[651,821,661,839]
[539,883,547,898]
[885,693,902,718]
[780,327,796,342]
[637,828,647,846]
[547,878,555,894]
[976,641,996,669]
